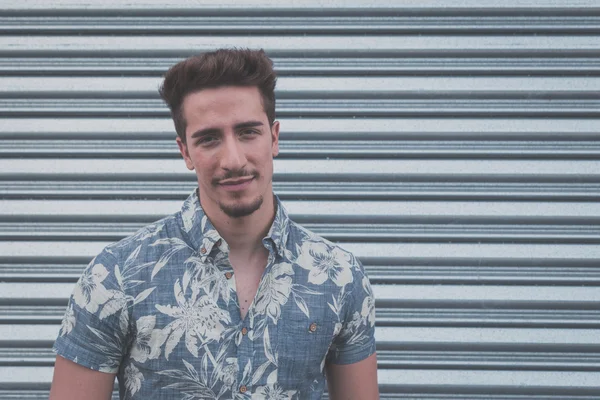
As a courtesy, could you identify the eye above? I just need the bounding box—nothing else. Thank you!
[240,128,259,136]
[197,136,218,146]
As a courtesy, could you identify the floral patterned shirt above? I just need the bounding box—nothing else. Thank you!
[53,190,376,399]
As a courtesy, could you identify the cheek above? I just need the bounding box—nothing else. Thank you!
[195,166,209,180]
[190,154,215,180]
[252,151,273,173]
[259,157,274,180]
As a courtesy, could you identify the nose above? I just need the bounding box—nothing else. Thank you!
[220,134,247,171]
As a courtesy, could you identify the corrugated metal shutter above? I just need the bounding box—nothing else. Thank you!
[1,0,600,398]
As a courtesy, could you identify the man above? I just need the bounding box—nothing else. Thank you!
[50,49,378,399]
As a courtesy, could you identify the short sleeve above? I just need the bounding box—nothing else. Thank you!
[327,260,376,365]
[53,249,130,373]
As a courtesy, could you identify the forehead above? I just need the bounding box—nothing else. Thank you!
[181,86,266,128]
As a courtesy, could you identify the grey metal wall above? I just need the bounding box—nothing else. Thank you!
[1,0,600,398]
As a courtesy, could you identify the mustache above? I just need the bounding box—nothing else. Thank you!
[212,169,259,185]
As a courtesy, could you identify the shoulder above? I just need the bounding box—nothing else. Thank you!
[288,220,361,265]
[102,214,179,263]
[69,215,181,317]
[287,220,366,288]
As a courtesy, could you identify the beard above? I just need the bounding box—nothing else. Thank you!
[219,195,264,218]
[211,168,263,218]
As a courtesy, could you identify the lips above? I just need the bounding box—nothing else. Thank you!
[217,176,255,192]
[219,176,254,186]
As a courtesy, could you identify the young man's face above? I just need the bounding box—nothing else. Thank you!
[177,86,280,219]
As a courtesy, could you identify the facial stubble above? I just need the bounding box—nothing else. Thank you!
[212,169,265,218]
[219,194,264,218]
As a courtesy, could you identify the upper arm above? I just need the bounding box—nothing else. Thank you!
[52,249,129,384]
[49,355,116,400]
[326,353,379,400]
[325,256,378,398]
[327,258,376,365]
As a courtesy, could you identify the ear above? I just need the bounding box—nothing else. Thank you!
[270,120,280,157]
[176,136,195,170]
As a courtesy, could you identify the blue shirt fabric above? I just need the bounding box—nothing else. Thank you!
[53,190,376,399]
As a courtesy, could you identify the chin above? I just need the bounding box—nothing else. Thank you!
[219,195,264,218]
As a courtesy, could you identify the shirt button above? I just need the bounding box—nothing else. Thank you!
[225,272,233,279]
[241,327,248,336]
[215,239,222,247]
[200,247,207,254]
[309,322,318,333]
[239,385,247,393]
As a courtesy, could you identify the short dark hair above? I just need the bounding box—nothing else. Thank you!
[159,48,277,142]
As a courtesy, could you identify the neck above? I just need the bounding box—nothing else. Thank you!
[200,192,276,258]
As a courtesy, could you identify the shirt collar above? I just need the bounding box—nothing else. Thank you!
[178,189,290,261]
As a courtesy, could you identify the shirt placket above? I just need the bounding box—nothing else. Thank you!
[203,241,240,397]
[233,243,278,396]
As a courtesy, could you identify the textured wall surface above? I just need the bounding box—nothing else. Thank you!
[1,1,600,398]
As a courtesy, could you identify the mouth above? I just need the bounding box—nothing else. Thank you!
[218,176,255,191]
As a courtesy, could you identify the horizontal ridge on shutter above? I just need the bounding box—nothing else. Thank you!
[1,0,599,398]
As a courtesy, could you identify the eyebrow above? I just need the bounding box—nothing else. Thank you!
[234,121,264,130]
[190,120,264,139]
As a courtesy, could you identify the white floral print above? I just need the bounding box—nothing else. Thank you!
[156,279,231,359]
[219,357,239,388]
[124,363,144,396]
[254,262,294,324]
[150,237,193,279]
[296,241,353,287]
[86,325,125,373]
[72,262,111,313]
[360,275,376,328]
[186,255,232,305]
[130,315,164,362]
[158,359,217,399]
[53,190,375,400]
[181,196,200,233]
[361,296,376,328]
[333,322,343,337]
[252,384,297,399]
[200,215,223,253]
[59,303,76,336]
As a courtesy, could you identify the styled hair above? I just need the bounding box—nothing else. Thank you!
[159,48,277,142]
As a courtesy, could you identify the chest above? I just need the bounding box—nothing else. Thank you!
[126,260,338,399]
[232,267,263,319]
[229,251,270,320]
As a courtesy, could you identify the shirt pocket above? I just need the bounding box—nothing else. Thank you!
[276,315,336,385]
